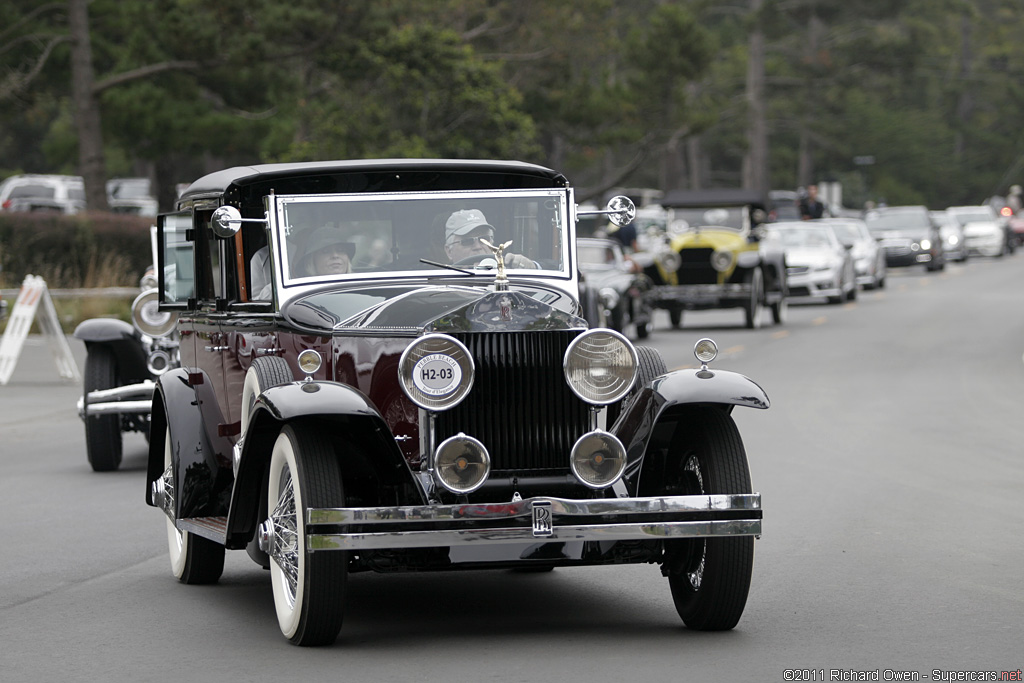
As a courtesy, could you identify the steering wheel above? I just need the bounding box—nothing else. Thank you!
[453,255,497,268]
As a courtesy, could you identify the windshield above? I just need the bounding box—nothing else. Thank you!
[577,243,619,267]
[827,222,862,243]
[671,207,747,231]
[864,209,930,233]
[949,210,994,225]
[273,189,569,287]
[767,227,834,248]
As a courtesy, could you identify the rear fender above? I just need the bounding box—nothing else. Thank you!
[224,381,414,548]
[612,368,768,492]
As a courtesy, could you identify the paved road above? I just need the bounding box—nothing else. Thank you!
[1,257,1021,682]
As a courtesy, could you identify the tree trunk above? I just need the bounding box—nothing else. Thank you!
[742,0,767,193]
[68,0,108,211]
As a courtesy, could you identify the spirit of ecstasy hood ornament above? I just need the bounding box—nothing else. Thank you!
[480,238,513,291]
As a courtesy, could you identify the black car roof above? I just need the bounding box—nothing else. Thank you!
[177,159,568,208]
[661,189,768,209]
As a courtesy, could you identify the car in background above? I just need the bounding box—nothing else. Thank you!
[641,189,788,329]
[929,210,969,263]
[74,229,180,471]
[946,205,1011,258]
[106,177,159,216]
[577,237,653,338]
[863,206,945,272]
[0,174,86,214]
[144,159,766,645]
[769,190,801,221]
[819,217,887,289]
[765,221,856,304]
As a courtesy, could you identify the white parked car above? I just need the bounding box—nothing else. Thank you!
[0,173,86,214]
[818,217,887,289]
[106,177,159,216]
[766,221,857,304]
[946,205,1008,258]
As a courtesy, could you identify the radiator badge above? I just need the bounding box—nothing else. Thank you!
[532,500,553,537]
[499,295,512,321]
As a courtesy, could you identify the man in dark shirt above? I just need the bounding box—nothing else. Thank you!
[799,184,825,220]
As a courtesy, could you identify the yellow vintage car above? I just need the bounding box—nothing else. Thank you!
[642,189,789,329]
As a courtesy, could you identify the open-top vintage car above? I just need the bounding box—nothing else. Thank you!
[145,159,767,645]
[74,231,180,471]
[641,189,787,329]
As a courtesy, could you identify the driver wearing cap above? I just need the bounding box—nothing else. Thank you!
[444,209,537,269]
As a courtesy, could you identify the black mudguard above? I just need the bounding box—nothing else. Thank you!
[612,367,769,494]
[145,368,233,520]
[73,318,149,382]
[224,380,412,548]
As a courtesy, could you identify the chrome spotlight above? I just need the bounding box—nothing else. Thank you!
[433,433,490,494]
[131,289,177,338]
[563,329,638,405]
[570,430,627,489]
[694,338,718,367]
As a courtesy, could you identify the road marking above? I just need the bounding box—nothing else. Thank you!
[843,302,857,309]
[723,345,744,356]
[771,330,790,339]
[812,316,827,325]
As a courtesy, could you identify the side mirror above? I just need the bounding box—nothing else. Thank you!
[211,205,267,238]
[577,196,637,227]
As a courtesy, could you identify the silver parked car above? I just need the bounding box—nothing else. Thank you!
[819,217,887,289]
[929,210,969,263]
[0,173,86,214]
[765,221,857,304]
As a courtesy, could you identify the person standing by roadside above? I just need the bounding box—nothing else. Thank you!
[799,184,825,220]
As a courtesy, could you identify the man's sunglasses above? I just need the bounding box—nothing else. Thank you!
[451,233,494,248]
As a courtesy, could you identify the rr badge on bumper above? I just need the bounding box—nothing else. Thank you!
[532,500,553,537]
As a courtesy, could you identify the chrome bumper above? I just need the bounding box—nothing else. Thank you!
[305,493,761,551]
[77,380,155,419]
[647,283,752,306]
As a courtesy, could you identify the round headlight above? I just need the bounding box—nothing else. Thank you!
[434,433,490,494]
[399,334,475,411]
[711,249,734,272]
[297,349,322,376]
[657,249,682,272]
[570,430,627,489]
[694,338,718,364]
[131,289,177,337]
[563,329,638,405]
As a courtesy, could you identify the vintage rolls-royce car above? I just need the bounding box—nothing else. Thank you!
[74,232,179,471]
[642,189,788,329]
[145,159,767,646]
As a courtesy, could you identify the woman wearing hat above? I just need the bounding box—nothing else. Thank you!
[298,225,356,276]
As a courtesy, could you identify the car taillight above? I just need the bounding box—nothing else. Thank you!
[1,200,10,209]
[1000,206,1013,217]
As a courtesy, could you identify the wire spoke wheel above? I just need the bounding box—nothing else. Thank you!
[664,407,755,631]
[266,423,346,646]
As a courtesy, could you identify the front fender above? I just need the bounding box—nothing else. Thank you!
[74,318,149,381]
[225,380,413,548]
[612,368,769,492]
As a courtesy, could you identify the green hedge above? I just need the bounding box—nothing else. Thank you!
[0,212,153,289]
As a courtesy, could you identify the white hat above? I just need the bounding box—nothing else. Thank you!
[445,209,494,244]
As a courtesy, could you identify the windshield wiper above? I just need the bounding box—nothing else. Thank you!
[419,258,475,275]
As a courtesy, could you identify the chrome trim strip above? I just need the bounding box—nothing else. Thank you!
[308,519,761,551]
[307,494,759,524]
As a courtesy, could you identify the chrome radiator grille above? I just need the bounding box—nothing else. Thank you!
[434,330,590,471]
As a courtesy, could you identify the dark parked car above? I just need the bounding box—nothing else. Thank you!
[145,159,767,645]
[577,237,653,338]
[863,206,945,271]
[74,233,179,471]
[641,189,788,329]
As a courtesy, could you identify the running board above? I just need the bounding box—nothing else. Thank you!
[178,516,228,544]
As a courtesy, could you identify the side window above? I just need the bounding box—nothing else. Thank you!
[158,211,194,306]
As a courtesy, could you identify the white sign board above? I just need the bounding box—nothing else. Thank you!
[0,275,81,385]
